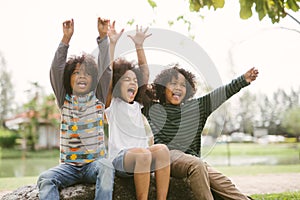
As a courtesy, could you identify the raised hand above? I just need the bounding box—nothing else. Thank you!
[128,25,152,48]
[108,21,124,45]
[244,67,259,83]
[98,17,109,38]
[62,19,74,44]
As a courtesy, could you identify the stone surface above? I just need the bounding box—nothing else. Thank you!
[2,176,195,200]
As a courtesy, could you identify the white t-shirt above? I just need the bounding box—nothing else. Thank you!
[105,98,149,161]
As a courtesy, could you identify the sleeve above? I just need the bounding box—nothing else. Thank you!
[199,74,250,117]
[95,36,112,104]
[49,42,68,109]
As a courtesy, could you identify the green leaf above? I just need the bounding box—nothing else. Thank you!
[177,15,184,21]
[212,0,225,9]
[168,21,174,26]
[239,0,254,19]
[147,0,157,9]
[286,0,300,12]
[189,0,202,12]
[255,0,267,20]
[127,19,135,26]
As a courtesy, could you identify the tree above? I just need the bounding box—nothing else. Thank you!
[147,0,300,23]
[22,82,43,151]
[282,106,300,141]
[236,91,257,134]
[0,52,14,128]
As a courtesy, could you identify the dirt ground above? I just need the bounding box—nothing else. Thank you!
[1,173,300,199]
[230,173,300,196]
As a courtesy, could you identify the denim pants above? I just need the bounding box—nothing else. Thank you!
[170,150,250,200]
[37,158,115,200]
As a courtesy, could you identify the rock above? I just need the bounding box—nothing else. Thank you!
[2,176,195,200]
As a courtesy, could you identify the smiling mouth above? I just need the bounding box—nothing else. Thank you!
[172,92,181,100]
[77,82,87,89]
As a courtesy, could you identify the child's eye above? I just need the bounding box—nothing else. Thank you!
[72,71,79,75]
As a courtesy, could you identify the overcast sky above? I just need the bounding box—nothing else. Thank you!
[1,0,300,106]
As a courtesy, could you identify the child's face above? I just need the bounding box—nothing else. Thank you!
[119,70,138,103]
[70,64,93,95]
[165,73,187,105]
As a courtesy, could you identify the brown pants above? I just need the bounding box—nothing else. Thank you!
[170,150,250,200]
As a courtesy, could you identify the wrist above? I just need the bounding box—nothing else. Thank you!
[135,44,143,50]
[62,35,71,45]
[99,32,107,39]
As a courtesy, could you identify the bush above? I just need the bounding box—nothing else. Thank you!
[0,128,19,148]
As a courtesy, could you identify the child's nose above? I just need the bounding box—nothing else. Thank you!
[79,70,87,77]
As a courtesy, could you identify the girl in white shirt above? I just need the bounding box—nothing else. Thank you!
[105,26,170,200]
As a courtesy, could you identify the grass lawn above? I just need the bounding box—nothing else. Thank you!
[202,142,300,157]
[0,176,37,191]
[252,191,300,199]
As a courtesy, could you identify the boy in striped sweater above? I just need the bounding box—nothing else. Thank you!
[37,18,123,200]
[143,65,258,200]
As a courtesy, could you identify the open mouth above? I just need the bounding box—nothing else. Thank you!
[77,81,87,89]
[172,92,181,100]
[127,88,136,98]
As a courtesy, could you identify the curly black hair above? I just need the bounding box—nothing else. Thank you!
[63,54,98,96]
[151,64,196,104]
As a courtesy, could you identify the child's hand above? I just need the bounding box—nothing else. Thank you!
[108,21,124,45]
[128,25,152,48]
[98,17,109,38]
[62,19,74,44]
[244,67,259,83]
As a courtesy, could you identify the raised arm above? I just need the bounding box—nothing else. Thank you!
[96,17,112,103]
[128,25,152,86]
[50,19,74,108]
[200,67,259,118]
[104,20,124,107]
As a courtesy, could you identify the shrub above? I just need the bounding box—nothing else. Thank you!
[0,128,19,148]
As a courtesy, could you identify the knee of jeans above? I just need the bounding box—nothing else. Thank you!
[97,158,114,170]
[37,171,57,188]
[96,160,115,191]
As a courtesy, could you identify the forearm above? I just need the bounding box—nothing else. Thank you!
[136,45,149,85]
[50,42,69,108]
[225,75,249,98]
[96,36,111,103]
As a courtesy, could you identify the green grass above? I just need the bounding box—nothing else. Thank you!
[203,143,300,157]
[0,176,37,190]
[216,164,300,176]
[251,191,300,200]
[0,148,59,159]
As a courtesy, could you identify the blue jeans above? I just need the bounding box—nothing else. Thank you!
[37,158,115,200]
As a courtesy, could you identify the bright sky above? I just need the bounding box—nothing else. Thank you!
[1,0,300,106]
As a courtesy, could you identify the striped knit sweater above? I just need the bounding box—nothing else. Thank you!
[143,75,249,157]
[50,37,111,166]
[60,92,106,165]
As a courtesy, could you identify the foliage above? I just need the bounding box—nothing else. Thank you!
[0,128,18,148]
[282,106,300,139]
[147,0,300,23]
[0,53,14,127]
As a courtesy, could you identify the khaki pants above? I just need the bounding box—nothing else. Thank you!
[170,150,250,200]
